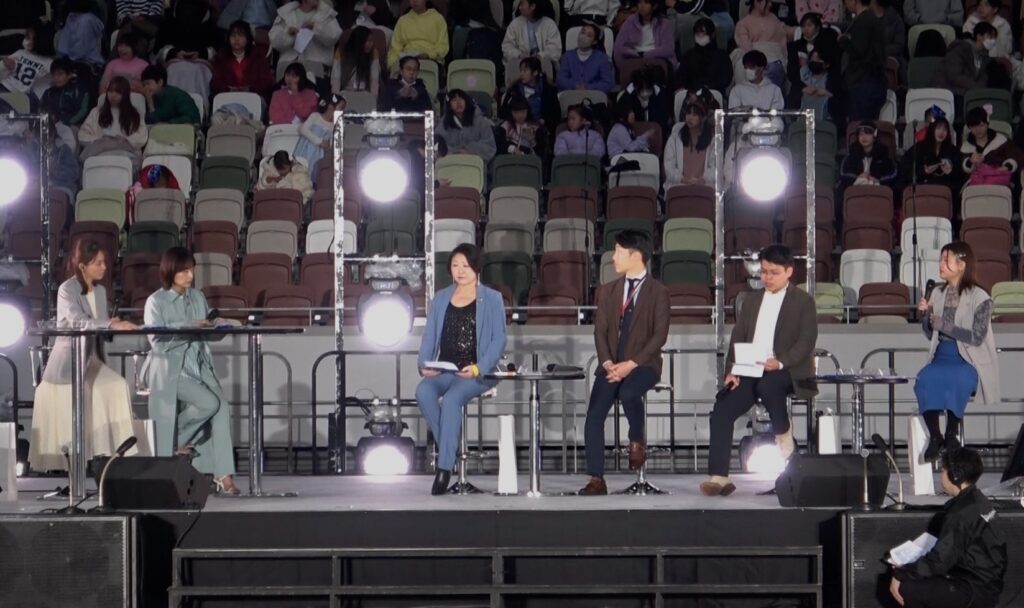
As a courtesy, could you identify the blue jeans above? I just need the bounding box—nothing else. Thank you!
[415,374,494,471]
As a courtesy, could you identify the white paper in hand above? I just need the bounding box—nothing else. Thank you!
[424,361,459,372]
[731,343,768,378]
[294,28,314,53]
[887,533,938,566]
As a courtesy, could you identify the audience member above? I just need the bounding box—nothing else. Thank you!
[40,58,92,127]
[337,0,396,42]
[794,0,842,23]
[99,32,149,94]
[557,23,614,92]
[735,0,791,66]
[963,0,1012,58]
[387,0,449,71]
[664,100,716,187]
[57,0,106,71]
[613,0,678,69]
[554,103,606,157]
[619,65,670,130]
[499,94,547,156]
[269,0,343,76]
[78,76,149,167]
[210,20,276,100]
[115,0,165,53]
[962,106,1024,187]
[379,55,432,112]
[294,93,342,186]
[331,26,381,96]
[257,150,314,201]
[269,62,318,125]
[871,0,907,67]
[436,89,497,162]
[505,56,561,129]
[799,47,834,121]
[141,64,200,124]
[502,0,562,83]
[728,50,784,110]
[903,0,963,27]
[934,23,1000,98]
[562,0,620,29]
[218,0,279,34]
[0,22,55,107]
[677,18,733,98]
[839,0,887,122]
[840,121,897,189]
[787,12,839,107]
[606,96,656,157]
[903,116,963,191]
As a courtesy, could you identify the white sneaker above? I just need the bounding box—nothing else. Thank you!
[776,417,795,461]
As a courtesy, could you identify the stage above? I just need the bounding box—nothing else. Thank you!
[8,472,1015,608]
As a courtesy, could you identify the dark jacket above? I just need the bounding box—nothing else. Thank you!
[209,49,276,101]
[503,78,561,132]
[40,80,91,126]
[840,144,899,188]
[145,84,200,124]
[677,44,733,99]
[724,286,819,398]
[902,139,963,190]
[933,40,988,96]
[379,77,432,113]
[895,485,1007,608]
[786,28,840,106]
[594,276,670,375]
[840,9,886,88]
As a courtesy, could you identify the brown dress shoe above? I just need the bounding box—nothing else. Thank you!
[699,481,737,497]
[628,440,646,470]
[578,476,608,495]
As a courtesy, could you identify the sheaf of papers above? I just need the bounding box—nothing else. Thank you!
[887,533,938,566]
[731,343,768,378]
[294,28,314,53]
[424,361,459,372]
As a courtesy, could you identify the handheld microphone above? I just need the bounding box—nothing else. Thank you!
[857,448,876,511]
[923,279,937,301]
[872,433,907,511]
[91,436,138,513]
[206,308,220,322]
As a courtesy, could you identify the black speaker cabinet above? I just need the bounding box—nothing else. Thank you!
[103,455,209,510]
[845,511,1024,608]
[0,514,137,607]
[776,453,891,507]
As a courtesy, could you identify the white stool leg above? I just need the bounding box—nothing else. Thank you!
[448,401,482,495]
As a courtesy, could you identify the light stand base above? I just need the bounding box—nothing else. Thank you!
[448,480,483,495]
[56,505,85,515]
[615,481,667,496]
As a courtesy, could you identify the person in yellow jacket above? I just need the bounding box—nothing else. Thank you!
[387,0,449,71]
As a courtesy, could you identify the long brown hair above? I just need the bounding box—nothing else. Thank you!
[70,239,104,295]
[940,241,977,296]
[99,76,141,135]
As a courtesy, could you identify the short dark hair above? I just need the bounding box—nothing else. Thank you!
[141,64,167,84]
[742,50,767,68]
[760,244,794,268]
[159,246,196,289]
[614,229,652,263]
[973,21,998,39]
[942,446,984,485]
[693,17,715,36]
[519,56,542,74]
[398,55,420,70]
[50,57,75,75]
[450,243,483,275]
[965,106,991,127]
[983,0,1003,9]
[800,12,823,28]
[272,150,293,171]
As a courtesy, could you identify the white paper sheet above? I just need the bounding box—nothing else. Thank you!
[424,361,459,372]
[294,28,314,53]
[731,342,768,378]
[887,533,938,566]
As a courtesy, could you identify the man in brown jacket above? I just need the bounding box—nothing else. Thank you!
[700,244,818,497]
[579,230,670,496]
[932,22,998,98]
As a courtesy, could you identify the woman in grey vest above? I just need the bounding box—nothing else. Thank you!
[29,240,139,471]
[914,242,1000,461]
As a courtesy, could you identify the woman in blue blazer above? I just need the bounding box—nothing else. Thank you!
[417,243,507,495]
[142,247,239,494]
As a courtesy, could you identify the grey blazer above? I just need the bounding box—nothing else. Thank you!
[41,278,112,385]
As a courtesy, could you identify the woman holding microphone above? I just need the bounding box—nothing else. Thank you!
[142,247,239,494]
[416,244,507,495]
[914,242,999,462]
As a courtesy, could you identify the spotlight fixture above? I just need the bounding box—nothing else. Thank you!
[356,437,415,475]
[737,114,789,203]
[739,404,786,475]
[0,157,28,207]
[0,302,26,348]
[357,117,408,203]
[358,278,414,348]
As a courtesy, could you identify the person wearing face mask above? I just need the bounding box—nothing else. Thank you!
[798,48,833,121]
[889,446,1006,608]
[735,0,791,88]
[727,50,783,111]
[934,23,1001,100]
[557,23,614,93]
[676,18,733,98]
[913,243,1000,463]
[963,0,1012,59]
[786,12,838,107]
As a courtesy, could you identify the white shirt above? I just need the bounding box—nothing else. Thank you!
[636,24,656,54]
[727,79,784,111]
[751,286,787,363]
[621,271,647,309]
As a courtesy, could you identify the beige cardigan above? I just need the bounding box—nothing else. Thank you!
[926,284,1001,405]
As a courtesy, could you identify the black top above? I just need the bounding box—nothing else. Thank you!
[438,301,477,370]
[895,485,1007,608]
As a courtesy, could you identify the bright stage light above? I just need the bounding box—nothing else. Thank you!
[362,444,411,475]
[358,282,414,348]
[745,443,786,475]
[0,302,26,348]
[0,158,28,207]
[359,155,408,204]
[739,151,789,203]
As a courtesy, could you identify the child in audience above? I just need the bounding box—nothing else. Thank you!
[840,121,897,189]
[606,96,656,158]
[499,94,545,156]
[0,22,55,107]
[98,32,149,94]
[269,63,319,125]
[554,104,605,157]
[78,75,149,168]
[40,58,91,127]
[257,150,314,202]
[294,93,344,186]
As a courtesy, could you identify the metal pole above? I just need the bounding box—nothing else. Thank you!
[70,334,87,501]
[248,332,261,494]
[713,109,726,384]
[804,109,816,293]
[332,110,347,473]
[39,115,52,321]
[528,378,541,497]
[852,384,865,454]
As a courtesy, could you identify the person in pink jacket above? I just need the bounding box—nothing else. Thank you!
[268,62,319,125]
[612,0,677,70]
[735,0,792,60]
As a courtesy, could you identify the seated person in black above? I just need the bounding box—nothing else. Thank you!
[891,447,1007,608]
[378,55,432,112]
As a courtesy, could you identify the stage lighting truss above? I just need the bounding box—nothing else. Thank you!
[357,278,415,349]
[737,115,789,203]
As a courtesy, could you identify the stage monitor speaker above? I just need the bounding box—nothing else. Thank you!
[102,455,210,510]
[775,453,890,507]
[0,514,138,607]
[846,511,1024,608]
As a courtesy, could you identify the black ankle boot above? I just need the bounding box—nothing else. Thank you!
[923,437,943,462]
[431,469,451,495]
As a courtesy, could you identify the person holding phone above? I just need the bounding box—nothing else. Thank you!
[903,115,963,192]
[701,244,818,497]
[914,242,999,462]
[141,247,239,494]
[416,244,507,495]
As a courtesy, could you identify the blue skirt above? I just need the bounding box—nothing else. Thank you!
[914,340,978,418]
